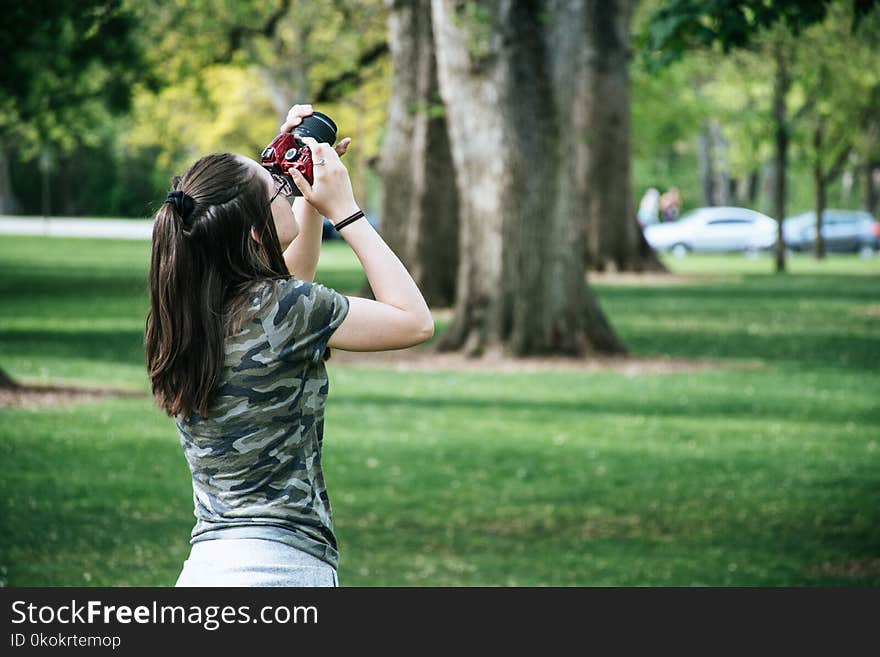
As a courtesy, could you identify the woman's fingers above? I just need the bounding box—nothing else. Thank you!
[279,104,314,133]
[289,168,313,199]
[292,134,357,219]
[279,117,302,132]
[298,136,338,165]
[297,137,334,191]
[335,137,352,157]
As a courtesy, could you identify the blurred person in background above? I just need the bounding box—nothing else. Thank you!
[659,187,682,223]
[638,187,660,226]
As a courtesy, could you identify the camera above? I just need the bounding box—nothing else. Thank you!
[260,111,337,197]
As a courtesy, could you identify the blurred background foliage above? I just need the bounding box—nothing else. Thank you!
[1,0,388,217]
[632,0,880,219]
[0,0,877,220]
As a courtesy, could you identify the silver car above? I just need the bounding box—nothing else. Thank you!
[644,206,778,256]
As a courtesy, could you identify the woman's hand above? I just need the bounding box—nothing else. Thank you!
[280,104,352,158]
[289,136,360,223]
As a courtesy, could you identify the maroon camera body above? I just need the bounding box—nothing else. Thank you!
[260,133,315,196]
[260,111,337,197]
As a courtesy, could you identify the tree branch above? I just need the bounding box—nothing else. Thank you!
[824,141,852,183]
[313,41,389,102]
[216,0,292,64]
[791,96,817,124]
[859,81,880,128]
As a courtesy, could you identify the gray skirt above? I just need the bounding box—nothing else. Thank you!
[174,538,338,587]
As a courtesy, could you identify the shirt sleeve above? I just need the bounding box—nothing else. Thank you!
[261,278,350,364]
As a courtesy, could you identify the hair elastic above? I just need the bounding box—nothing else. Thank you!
[166,190,196,220]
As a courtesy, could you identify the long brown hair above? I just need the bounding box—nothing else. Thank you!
[145,153,289,420]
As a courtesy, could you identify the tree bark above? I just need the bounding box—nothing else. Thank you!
[379,0,459,308]
[697,120,731,207]
[746,168,759,206]
[430,0,626,357]
[583,0,664,272]
[772,41,790,273]
[812,121,826,259]
[698,124,715,206]
[259,4,317,114]
[39,148,52,218]
[710,120,731,205]
[813,164,827,260]
[0,140,20,214]
[866,161,879,216]
[864,119,879,216]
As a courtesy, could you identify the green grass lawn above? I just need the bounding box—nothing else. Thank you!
[1,236,878,586]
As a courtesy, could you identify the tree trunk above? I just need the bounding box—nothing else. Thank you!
[260,6,315,115]
[772,42,790,273]
[813,123,826,260]
[430,0,626,357]
[353,87,368,206]
[39,149,52,218]
[866,161,879,216]
[698,124,715,206]
[710,120,731,205]
[0,140,20,214]
[379,0,459,308]
[583,0,664,272]
[746,168,759,206]
[813,167,827,260]
[864,119,879,216]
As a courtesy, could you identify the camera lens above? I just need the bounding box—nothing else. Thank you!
[292,111,337,145]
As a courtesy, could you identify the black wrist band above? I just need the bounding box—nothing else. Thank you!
[334,209,365,231]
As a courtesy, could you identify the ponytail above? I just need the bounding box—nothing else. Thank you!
[145,153,290,420]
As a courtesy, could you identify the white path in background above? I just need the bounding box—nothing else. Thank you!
[0,216,153,240]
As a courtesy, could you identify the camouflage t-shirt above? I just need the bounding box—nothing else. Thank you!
[174,277,350,569]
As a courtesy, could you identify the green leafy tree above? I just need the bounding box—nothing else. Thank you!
[0,0,149,214]
[640,0,878,71]
[790,4,880,257]
[123,0,388,207]
[639,0,880,272]
[0,0,149,388]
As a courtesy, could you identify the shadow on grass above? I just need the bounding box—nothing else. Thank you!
[1,249,877,378]
[0,329,147,365]
[332,391,876,425]
[600,274,880,303]
[595,273,880,371]
[618,329,879,371]
[0,263,148,298]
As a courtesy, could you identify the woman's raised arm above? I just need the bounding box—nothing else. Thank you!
[289,138,434,351]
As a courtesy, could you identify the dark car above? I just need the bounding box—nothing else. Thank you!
[783,210,880,255]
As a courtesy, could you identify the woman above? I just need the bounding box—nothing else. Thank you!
[145,105,434,587]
